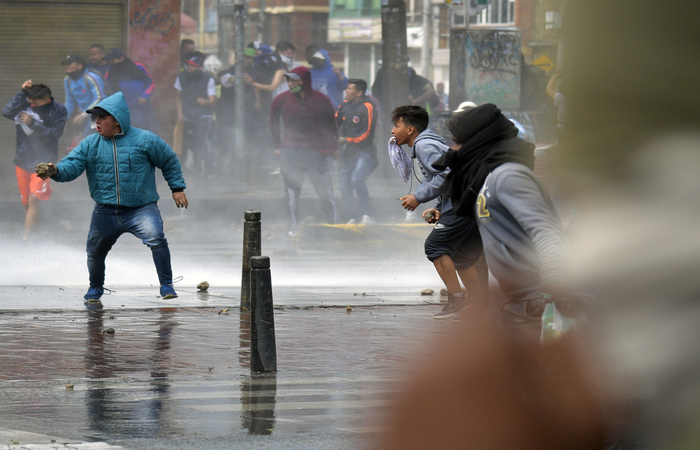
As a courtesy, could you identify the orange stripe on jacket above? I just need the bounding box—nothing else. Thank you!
[346,101,374,144]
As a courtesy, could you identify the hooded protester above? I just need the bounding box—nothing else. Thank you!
[104,49,159,134]
[436,103,573,341]
[270,65,339,236]
[434,103,535,219]
[308,49,349,109]
[35,92,188,305]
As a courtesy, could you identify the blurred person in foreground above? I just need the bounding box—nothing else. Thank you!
[36,92,188,304]
[2,80,67,240]
[336,79,378,225]
[379,103,605,450]
[392,105,485,319]
[270,66,339,237]
[561,0,700,448]
[380,0,700,447]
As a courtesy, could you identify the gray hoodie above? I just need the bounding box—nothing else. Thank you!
[411,128,453,213]
[476,162,569,301]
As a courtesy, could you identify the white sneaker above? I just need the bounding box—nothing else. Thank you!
[361,215,374,224]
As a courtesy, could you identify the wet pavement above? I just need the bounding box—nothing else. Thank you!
[0,304,449,449]
[0,172,454,448]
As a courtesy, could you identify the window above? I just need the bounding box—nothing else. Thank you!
[474,0,515,25]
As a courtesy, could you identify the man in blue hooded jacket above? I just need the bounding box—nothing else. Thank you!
[308,49,348,109]
[36,92,188,303]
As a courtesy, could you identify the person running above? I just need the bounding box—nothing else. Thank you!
[2,80,67,240]
[393,105,485,319]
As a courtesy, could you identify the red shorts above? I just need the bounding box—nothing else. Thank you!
[15,166,52,206]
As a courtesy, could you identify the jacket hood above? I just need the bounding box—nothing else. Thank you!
[411,128,447,157]
[290,66,313,92]
[91,92,131,135]
[313,49,333,71]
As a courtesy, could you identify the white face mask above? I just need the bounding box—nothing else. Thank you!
[280,55,293,65]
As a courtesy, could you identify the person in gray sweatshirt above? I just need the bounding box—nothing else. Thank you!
[392,105,485,319]
[435,103,570,340]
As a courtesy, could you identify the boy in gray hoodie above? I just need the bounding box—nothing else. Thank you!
[392,105,485,319]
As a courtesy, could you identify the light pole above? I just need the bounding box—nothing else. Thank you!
[234,0,247,177]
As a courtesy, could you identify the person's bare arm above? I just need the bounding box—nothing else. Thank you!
[411,84,436,105]
[176,94,184,120]
[249,69,286,92]
[546,71,562,99]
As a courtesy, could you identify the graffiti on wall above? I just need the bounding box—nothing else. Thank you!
[466,29,521,109]
[131,6,176,35]
[128,0,182,143]
[128,0,179,64]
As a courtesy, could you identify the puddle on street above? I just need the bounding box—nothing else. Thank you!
[0,305,441,442]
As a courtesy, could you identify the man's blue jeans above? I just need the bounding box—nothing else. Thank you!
[339,149,378,220]
[86,203,172,288]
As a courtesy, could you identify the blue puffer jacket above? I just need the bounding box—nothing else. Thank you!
[53,92,185,208]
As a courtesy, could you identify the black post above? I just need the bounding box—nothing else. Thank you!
[250,256,277,372]
[241,210,261,311]
[380,0,409,176]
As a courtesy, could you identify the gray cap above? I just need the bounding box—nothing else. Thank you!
[284,72,302,81]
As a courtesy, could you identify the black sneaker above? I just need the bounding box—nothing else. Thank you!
[433,293,471,320]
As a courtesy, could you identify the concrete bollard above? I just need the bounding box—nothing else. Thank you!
[241,210,262,311]
[250,255,277,372]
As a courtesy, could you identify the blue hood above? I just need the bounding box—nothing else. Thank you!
[313,49,332,70]
[90,92,131,135]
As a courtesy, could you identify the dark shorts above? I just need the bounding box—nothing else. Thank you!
[424,209,482,269]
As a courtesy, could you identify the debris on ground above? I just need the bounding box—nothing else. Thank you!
[103,328,115,334]
[421,289,434,295]
[197,281,210,292]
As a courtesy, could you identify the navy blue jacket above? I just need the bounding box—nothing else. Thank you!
[2,90,68,171]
